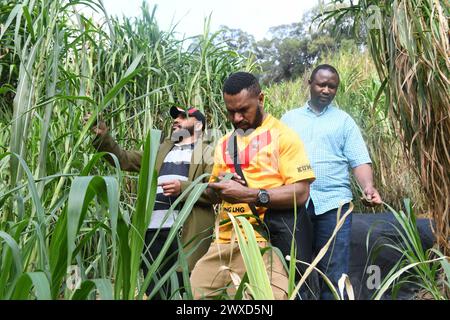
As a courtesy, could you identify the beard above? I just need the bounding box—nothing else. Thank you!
[254,105,264,127]
[310,94,335,109]
[234,106,264,136]
[171,123,195,142]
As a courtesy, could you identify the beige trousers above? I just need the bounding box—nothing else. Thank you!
[190,242,288,300]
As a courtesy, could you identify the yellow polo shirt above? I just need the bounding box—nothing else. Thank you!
[210,114,315,243]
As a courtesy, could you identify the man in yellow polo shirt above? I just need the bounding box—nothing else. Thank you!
[190,72,315,300]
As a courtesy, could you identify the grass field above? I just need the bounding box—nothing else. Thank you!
[0,0,448,300]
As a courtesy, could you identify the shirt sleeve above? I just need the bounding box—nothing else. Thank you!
[278,128,315,184]
[280,113,288,124]
[92,133,142,172]
[342,116,372,168]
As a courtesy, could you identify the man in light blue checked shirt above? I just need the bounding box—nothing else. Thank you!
[281,64,382,300]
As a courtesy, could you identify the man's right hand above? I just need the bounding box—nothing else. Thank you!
[216,172,246,185]
[83,113,108,137]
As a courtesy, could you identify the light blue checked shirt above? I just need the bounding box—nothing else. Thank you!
[281,102,372,215]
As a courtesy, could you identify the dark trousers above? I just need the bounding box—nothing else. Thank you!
[141,229,183,299]
[307,201,352,300]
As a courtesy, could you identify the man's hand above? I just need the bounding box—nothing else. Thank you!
[216,171,246,185]
[208,179,256,204]
[159,180,182,197]
[83,113,108,137]
[353,164,382,207]
[361,186,382,207]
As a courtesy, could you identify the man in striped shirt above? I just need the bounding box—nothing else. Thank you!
[151,107,203,230]
[281,64,382,300]
[89,106,214,299]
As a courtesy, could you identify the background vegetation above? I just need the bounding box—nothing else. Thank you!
[0,0,447,299]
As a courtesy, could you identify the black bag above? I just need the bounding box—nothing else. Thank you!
[227,132,313,268]
[264,206,313,265]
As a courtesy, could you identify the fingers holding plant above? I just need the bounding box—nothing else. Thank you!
[83,112,108,137]
[217,171,246,185]
[361,186,382,207]
[208,179,255,204]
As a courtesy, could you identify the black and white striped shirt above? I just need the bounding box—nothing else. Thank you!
[149,143,194,229]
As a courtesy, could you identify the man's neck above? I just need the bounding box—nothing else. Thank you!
[176,133,200,145]
[261,112,268,123]
[308,100,327,114]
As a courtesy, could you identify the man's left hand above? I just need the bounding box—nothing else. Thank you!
[159,180,182,197]
[208,179,255,204]
[362,186,382,207]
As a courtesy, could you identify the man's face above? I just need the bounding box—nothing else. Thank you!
[223,89,264,133]
[172,114,197,135]
[309,69,339,109]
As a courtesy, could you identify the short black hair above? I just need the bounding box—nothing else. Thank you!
[223,72,261,97]
[310,64,340,82]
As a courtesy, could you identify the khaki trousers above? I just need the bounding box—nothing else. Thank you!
[190,242,288,300]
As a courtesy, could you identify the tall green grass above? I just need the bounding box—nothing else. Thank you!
[1,0,445,300]
[0,0,250,299]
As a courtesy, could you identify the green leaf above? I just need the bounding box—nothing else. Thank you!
[66,176,119,271]
[227,214,274,300]
[0,4,21,41]
[22,6,35,43]
[72,279,114,300]
[128,129,161,299]
[12,272,51,300]
[0,231,23,292]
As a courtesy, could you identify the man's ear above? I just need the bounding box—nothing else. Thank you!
[258,92,265,105]
[308,79,312,85]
